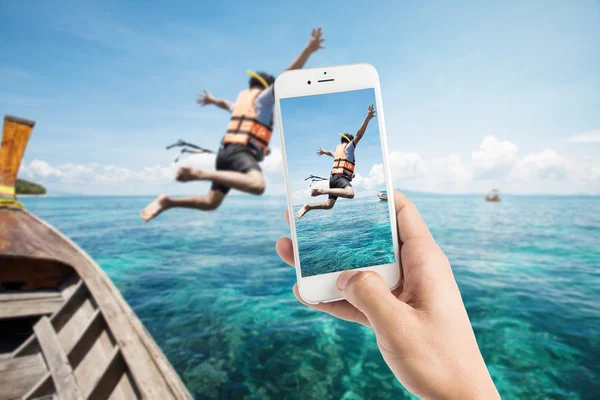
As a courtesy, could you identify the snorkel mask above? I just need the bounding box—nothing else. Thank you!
[246,70,270,89]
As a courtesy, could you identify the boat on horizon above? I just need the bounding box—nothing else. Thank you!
[378,189,388,201]
[485,188,501,202]
[0,115,192,400]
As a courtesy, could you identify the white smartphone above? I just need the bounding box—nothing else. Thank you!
[274,63,401,304]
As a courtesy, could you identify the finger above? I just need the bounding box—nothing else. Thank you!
[203,89,208,94]
[320,38,326,43]
[276,237,295,267]
[393,191,433,243]
[319,45,326,49]
[337,271,408,332]
[293,285,371,327]
[311,28,316,37]
[317,26,322,36]
[284,209,290,226]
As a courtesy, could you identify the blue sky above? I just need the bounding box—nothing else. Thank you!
[281,89,383,199]
[1,0,599,195]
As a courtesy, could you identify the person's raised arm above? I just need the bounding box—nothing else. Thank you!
[316,146,334,158]
[352,104,376,147]
[197,89,234,113]
[285,27,325,72]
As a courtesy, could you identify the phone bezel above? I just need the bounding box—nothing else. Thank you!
[274,63,401,304]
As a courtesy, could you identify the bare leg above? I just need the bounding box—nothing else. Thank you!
[311,186,354,199]
[141,190,225,222]
[296,198,336,219]
[176,167,265,195]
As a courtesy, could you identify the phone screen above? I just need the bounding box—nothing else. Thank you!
[280,88,396,277]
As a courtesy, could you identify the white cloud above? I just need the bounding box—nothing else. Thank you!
[471,136,519,180]
[387,152,427,181]
[511,150,568,181]
[567,129,600,143]
[19,136,600,196]
[353,163,385,190]
[261,147,283,174]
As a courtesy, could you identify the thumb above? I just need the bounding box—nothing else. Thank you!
[337,270,404,332]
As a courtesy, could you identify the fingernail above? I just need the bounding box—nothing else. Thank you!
[337,270,358,290]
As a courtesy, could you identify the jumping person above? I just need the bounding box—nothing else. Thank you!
[141,27,326,222]
[296,104,376,219]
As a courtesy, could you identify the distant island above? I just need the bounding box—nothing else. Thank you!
[16,179,46,195]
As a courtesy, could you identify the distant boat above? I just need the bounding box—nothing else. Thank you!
[0,116,192,400]
[485,188,501,202]
[378,189,388,201]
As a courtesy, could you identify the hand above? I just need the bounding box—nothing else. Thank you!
[316,147,328,156]
[196,89,215,106]
[276,191,499,399]
[366,104,376,120]
[306,27,325,53]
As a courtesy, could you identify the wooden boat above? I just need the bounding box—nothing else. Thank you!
[0,116,192,400]
[377,189,388,201]
[485,188,501,202]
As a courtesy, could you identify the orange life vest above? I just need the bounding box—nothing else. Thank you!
[223,88,273,158]
[331,143,355,177]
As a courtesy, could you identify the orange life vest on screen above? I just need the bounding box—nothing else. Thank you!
[223,88,273,158]
[331,142,355,177]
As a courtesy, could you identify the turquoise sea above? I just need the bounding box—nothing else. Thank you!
[294,197,395,277]
[21,194,600,399]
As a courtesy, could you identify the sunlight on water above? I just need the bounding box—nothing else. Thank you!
[22,194,600,399]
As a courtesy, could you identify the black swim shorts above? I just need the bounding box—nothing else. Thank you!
[211,144,262,194]
[328,174,352,200]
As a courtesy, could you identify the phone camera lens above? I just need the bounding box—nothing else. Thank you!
[307,80,311,85]
[324,71,327,75]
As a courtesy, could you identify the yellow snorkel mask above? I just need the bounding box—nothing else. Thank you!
[339,133,352,143]
[246,70,270,89]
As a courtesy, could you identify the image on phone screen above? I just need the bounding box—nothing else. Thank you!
[280,88,396,277]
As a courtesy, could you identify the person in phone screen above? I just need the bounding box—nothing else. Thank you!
[296,104,376,219]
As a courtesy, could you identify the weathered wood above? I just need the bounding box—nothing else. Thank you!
[48,281,88,333]
[0,354,46,399]
[34,317,83,400]
[0,353,42,372]
[0,205,191,399]
[22,372,53,400]
[0,291,61,302]
[0,294,63,319]
[12,282,88,358]
[66,309,106,370]
[84,347,125,400]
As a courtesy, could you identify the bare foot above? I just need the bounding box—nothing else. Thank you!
[176,167,203,182]
[141,194,170,222]
[311,188,323,197]
[296,204,309,219]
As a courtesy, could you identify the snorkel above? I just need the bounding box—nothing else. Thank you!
[339,133,352,143]
[246,70,270,89]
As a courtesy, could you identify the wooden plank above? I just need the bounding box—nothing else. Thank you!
[13,281,88,358]
[50,281,88,333]
[0,291,62,302]
[0,297,63,319]
[0,356,46,399]
[0,353,42,373]
[66,309,106,370]
[85,347,125,400]
[34,317,83,400]
[22,372,53,400]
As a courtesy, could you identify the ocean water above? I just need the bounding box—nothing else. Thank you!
[294,197,395,277]
[21,194,600,399]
